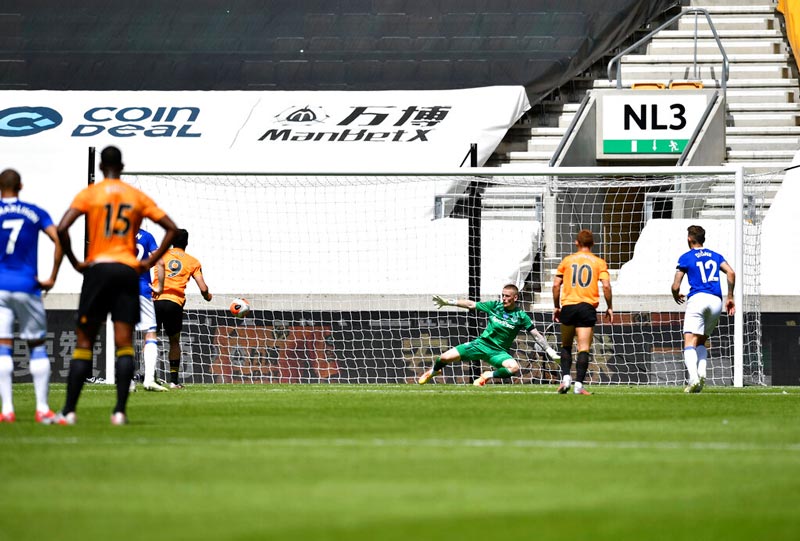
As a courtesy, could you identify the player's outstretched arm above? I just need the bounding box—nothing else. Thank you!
[194,273,212,302]
[552,275,563,322]
[671,270,686,305]
[601,278,613,323]
[529,328,560,361]
[142,215,178,272]
[432,294,454,308]
[56,207,84,272]
[38,224,63,291]
[151,259,165,298]
[432,295,475,310]
[721,261,736,315]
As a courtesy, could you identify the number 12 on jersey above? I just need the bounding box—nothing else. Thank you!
[695,260,719,283]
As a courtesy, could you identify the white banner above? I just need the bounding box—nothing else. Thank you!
[0,87,528,173]
[227,87,529,169]
[0,88,529,294]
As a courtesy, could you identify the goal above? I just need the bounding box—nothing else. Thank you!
[122,166,770,387]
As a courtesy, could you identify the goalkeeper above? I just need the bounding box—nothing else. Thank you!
[419,284,560,386]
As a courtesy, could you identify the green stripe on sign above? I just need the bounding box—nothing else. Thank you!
[604,139,689,154]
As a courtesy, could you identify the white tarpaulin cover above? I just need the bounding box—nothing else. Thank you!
[0,88,530,295]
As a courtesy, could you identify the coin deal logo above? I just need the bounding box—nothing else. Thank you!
[0,106,63,136]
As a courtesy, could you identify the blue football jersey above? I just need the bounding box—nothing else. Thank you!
[135,229,158,297]
[676,248,728,299]
[0,197,53,294]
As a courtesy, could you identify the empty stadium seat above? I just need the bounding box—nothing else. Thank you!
[669,81,704,89]
[632,82,666,90]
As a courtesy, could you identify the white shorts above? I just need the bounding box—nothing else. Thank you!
[0,290,47,341]
[136,295,158,332]
[683,292,722,336]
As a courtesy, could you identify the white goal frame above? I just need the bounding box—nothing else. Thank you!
[108,165,761,387]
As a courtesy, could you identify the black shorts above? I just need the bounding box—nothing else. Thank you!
[560,302,597,328]
[78,263,140,327]
[155,299,184,336]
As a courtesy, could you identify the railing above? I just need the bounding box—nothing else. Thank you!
[677,89,720,166]
[548,92,593,167]
[607,7,730,102]
[434,193,543,222]
[644,191,757,221]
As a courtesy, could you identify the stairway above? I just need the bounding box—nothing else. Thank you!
[487,0,793,219]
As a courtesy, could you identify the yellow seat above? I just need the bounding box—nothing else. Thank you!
[669,81,704,89]
[631,82,665,90]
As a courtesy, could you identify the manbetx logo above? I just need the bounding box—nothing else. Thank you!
[0,106,62,137]
[259,104,453,143]
[275,105,329,127]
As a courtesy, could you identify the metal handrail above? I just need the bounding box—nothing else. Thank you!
[644,191,755,221]
[434,193,544,221]
[677,89,720,166]
[607,7,729,101]
[548,92,592,167]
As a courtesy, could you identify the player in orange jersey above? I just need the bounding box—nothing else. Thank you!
[54,146,178,425]
[552,229,613,395]
[153,228,212,388]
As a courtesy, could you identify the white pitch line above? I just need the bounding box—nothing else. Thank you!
[4,436,799,453]
[186,386,798,396]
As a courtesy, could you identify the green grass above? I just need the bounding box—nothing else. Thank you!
[1,384,799,541]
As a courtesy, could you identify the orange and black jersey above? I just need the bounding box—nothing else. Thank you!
[556,251,610,308]
[70,178,166,269]
[153,248,203,307]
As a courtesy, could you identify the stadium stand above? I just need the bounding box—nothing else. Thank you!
[0,0,673,106]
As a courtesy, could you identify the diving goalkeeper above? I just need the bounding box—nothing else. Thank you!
[419,284,560,386]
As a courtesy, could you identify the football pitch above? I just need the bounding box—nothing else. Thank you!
[1,384,798,541]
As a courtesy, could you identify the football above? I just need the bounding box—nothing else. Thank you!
[229,297,251,318]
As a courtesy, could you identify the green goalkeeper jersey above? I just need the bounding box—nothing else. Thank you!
[475,300,534,351]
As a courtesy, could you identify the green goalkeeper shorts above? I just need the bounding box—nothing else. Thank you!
[455,338,513,368]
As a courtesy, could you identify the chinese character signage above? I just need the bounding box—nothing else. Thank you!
[232,87,530,169]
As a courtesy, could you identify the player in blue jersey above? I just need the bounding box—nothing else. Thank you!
[671,225,735,393]
[0,169,63,423]
[135,228,167,392]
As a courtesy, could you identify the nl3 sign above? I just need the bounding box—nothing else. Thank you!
[597,91,712,157]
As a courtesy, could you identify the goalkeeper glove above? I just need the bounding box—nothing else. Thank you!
[432,295,456,309]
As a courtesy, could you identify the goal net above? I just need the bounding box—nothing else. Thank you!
[124,166,770,386]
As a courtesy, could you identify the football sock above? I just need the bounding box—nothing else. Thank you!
[0,346,14,415]
[560,346,573,381]
[576,351,590,383]
[683,346,699,384]
[143,339,158,383]
[169,359,180,384]
[29,346,51,412]
[432,357,445,372]
[63,348,93,414]
[696,345,708,380]
[492,367,513,379]
[114,347,135,414]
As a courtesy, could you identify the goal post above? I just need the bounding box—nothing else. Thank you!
[120,166,770,387]
[734,165,744,388]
